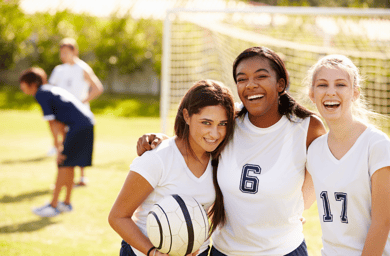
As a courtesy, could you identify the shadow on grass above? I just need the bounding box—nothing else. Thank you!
[1,156,52,165]
[0,218,59,233]
[0,189,51,203]
[93,160,130,171]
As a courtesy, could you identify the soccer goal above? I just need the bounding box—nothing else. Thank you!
[160,6,390,133]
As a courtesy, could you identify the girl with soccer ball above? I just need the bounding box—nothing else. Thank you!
[108,80,236,256]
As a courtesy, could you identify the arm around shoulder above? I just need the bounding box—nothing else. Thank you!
[137,133,170,156]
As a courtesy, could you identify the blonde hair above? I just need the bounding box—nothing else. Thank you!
[305,54,385,126]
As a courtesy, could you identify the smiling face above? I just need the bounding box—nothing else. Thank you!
[310,66,359,123]
[235,56,285,127]
[184,105,228,154]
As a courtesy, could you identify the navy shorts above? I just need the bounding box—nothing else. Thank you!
[60,126,94,167]
[120,240,136,256]
[119,240,211,256]
[209,240,308,256]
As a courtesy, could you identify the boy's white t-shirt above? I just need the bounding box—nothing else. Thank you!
[130,137,216,255]
[49,59,91,106]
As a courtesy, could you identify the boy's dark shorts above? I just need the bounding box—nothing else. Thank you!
[59,126,94,167]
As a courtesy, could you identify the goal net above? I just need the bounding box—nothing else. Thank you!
[160,7,390,133]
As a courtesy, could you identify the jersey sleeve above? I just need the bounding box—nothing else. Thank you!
[130,151,164,188]
[35,90,55,121]
[369,137,390,177]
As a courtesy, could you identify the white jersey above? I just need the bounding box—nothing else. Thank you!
[212,114,310,256]
[130,137,216,256]
[49,59,91,106]
[307,125,390,256]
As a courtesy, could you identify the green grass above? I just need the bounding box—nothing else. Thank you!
[0,109,323,256]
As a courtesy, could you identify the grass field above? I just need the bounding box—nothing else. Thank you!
[0,109,323,256]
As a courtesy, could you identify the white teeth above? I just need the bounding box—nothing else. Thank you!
[324,101,340,106]
[205,138,217,143]
[248,94,264,100]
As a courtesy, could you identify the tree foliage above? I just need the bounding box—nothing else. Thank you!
[0,1,162,85]
[0,0,28,69]
[94,14,162,80]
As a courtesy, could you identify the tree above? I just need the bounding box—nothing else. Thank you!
[0,0,28,70]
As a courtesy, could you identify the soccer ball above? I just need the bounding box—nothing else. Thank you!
[146,194,209,256]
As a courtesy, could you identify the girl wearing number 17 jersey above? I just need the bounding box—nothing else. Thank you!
[306,55,390,256]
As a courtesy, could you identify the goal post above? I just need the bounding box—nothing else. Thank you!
[160,6,390,134]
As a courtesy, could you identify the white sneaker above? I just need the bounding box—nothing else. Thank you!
[32,204,60,217]
[57,202,73,213]
[74,177,88,187]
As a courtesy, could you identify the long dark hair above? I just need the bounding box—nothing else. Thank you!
[174,80,235,234]
[233,46,313,121]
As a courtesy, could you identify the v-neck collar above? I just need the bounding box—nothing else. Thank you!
[325,126,369,164]
[172,138,211,182]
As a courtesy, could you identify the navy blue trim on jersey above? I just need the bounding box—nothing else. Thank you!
[172,194,195,255]
[35,85,94,128]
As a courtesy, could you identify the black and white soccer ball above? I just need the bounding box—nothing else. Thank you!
[146,194,209,256]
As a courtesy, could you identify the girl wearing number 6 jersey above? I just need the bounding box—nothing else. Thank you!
[209,47,326,256]
[306,55,390,256]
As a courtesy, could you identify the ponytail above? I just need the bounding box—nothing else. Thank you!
[278,92,313,121]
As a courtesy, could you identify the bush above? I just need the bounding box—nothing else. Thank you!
[0,0,29,70]
[90,93,160,117]
[0,86,160,117]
